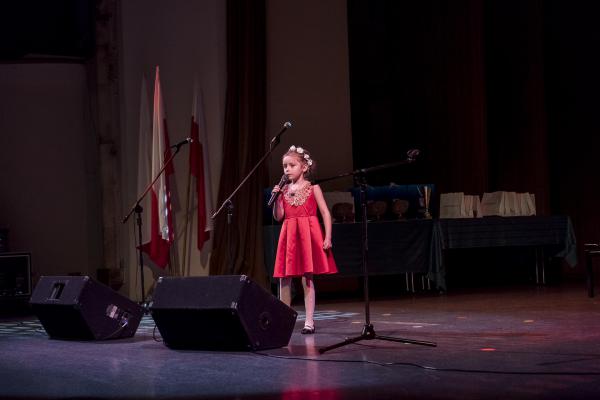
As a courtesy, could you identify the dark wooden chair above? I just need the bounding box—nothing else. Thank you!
[584,243,600,297]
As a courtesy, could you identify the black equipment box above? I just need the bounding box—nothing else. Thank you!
[0,252,31,298]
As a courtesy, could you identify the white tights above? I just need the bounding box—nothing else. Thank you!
[279,274,315,328]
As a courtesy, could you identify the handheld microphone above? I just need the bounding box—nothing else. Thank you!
[171,138,193,149]
[268,174,289,207]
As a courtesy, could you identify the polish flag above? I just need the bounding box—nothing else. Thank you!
[141,66,174,268]
[190,83,213,250]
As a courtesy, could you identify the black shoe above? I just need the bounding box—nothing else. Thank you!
[301,325,315,334]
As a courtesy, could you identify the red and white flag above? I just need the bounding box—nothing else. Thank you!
[141,66,174,268]
[189,83,213,250]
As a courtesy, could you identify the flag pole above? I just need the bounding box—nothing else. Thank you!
[182,143,193,277]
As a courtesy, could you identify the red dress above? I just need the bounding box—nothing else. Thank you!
[273,184,338,278]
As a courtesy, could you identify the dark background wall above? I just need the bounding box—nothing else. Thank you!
[0,0,95,60]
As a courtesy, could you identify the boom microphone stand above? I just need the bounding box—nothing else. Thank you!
[211,122,292,275]
[318,149,437,354]
[122,138,192,304]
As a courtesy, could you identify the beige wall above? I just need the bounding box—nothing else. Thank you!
[266,0,353,190]
[0,63,102,279]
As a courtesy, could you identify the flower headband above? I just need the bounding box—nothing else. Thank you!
[289,145,313,166]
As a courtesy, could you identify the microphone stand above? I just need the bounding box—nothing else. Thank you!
[317,150,437,354]
[212,122,291,275]
[122,141,189,305]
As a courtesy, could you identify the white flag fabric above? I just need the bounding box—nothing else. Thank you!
[141,66,174,268]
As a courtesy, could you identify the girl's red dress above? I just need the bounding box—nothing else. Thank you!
[273,185,338,278]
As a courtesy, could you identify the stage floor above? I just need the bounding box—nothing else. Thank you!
[1,284,600,399]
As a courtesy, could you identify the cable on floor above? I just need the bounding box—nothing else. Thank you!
[252,351,600,376]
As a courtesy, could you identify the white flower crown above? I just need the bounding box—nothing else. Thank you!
[289,145,313,166]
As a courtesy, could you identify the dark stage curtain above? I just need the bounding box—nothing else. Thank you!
[347,0,487,195]
[544,1,600,259]
[209,0,269,287]
[485,0,550,215]
[347,0,600,273]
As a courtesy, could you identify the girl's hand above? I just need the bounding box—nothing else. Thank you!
[272,185,285,221]
[323,237,332,250]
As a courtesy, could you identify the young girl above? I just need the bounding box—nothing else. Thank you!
[271,145,338,334]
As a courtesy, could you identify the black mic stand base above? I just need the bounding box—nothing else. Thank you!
[318,162,436,355]
[319,323,436,354]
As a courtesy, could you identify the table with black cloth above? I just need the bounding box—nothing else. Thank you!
[263,216,577,292]
[436,215,577,288]
[263,219,443,288]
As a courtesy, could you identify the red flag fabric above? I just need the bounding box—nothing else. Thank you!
[190,86,213,250]
[141,66,174,268]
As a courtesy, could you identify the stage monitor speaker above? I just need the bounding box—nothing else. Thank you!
[30,276,143,340]
[150,275,297,351]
